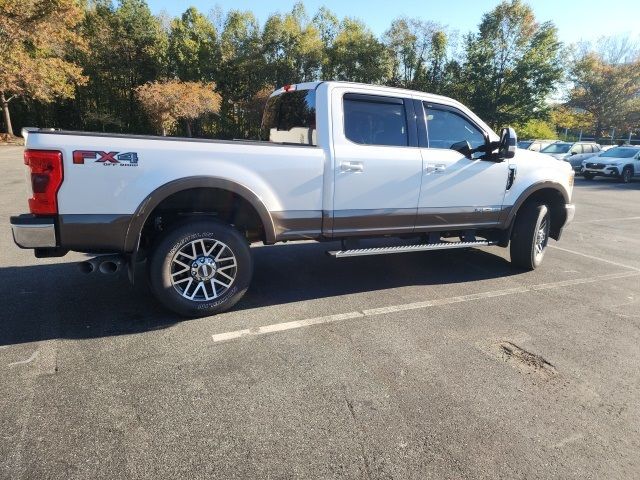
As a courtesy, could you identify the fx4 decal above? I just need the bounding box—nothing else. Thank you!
[73,150,139,166]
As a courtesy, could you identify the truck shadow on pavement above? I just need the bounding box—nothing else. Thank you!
[0,241,518,346]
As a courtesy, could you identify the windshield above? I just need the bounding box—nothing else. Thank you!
[541,143,571,154]
[518,141,532,149]
[600,147,639,158]
[261,89,317,145]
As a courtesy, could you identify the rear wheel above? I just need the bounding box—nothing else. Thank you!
[583,172,595,180]
[621,166,633,183]
[510,203,550,270]
[148,220,252,317]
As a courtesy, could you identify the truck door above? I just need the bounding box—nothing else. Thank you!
[416,101,508,230]
[330,90,423,235]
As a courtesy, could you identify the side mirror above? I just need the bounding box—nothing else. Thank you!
[570,151,577,156]
[450,140,472,158]
[498,127,517,159]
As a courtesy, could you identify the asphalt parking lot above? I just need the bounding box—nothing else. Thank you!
[1,144,639,479]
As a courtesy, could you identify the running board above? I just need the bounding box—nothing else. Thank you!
[327,240,495,258]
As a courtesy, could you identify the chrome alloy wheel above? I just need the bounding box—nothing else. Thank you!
[535,215,549,256]
[170,238,237,301]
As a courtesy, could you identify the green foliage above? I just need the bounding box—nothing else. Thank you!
[14,0,634,143]
[75,0,168,132]
[168,7,219,82]
[383,18,448,92]
[459,0,563,129]
[515,119,557,140]
[326,18,390,84]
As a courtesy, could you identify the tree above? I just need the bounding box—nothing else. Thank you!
[326,18,390,84]
[262,3,324,86]
[76,0,167,133]
[460,0,563,129]
[550,105,594,134]
[215,10,266,139]
[384,17,445,90]
[168,7,219,82]
[0,0,87,136]
[516,119,557,139]
[136,80,221,136]
[567,52,640,140]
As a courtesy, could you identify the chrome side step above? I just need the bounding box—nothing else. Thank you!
[327,240,495,258]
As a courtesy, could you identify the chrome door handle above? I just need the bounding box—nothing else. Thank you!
[425,163,446,174]
[340,161,364,172]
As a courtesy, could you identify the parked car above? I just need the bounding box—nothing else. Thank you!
[540,141,602,171]
[517,139,557,152]
[10,81,575,318]
[581,145,640,183]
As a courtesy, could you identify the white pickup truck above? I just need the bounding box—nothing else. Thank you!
[11,81,575,317]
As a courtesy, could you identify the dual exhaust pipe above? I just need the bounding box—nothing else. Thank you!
[78,254,126,275]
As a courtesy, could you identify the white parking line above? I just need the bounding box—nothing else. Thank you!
[549,245,640,272]
[211,270,639,343]
[8,351,39,367]
[573,216,640,224]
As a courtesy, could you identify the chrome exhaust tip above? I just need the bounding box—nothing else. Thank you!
[78,261,96,274]
[79,255,126,275]
[98,260,121,275]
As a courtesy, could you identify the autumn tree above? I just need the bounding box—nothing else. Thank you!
[550,105,594,135]
[459,0,563,129]
[0,0,86,136]
[567,52,640,140]
[136,81,221,136]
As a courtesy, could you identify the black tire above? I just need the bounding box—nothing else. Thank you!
[510,203,550,270]
[620,166,633,183]
[583,172,595,180]
[148,220,252,318]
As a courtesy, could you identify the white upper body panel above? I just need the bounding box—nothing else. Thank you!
[25,133,325,215]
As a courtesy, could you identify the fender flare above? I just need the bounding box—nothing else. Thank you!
[502,181,570,229]
[123,176,276,252]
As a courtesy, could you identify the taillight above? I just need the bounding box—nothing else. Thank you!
[24,149,63,215]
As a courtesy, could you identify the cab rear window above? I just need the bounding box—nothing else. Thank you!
[261,90,317,145]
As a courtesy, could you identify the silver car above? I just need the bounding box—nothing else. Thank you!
[540,142,601,171]
[517,139,557,152]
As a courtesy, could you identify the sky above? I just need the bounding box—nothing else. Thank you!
[145,0,640,45]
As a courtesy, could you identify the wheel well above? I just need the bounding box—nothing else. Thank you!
[516,188,567,240]
[139,187,266,252]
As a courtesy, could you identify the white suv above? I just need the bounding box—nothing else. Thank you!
[581,146,640,183]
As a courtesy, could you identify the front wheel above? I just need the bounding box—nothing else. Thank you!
[583,172,595,180]
[620,166,633,183]
[148,220,252,317]
[510,203,550,270]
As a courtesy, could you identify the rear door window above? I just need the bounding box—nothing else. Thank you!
[343,94,408,147]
